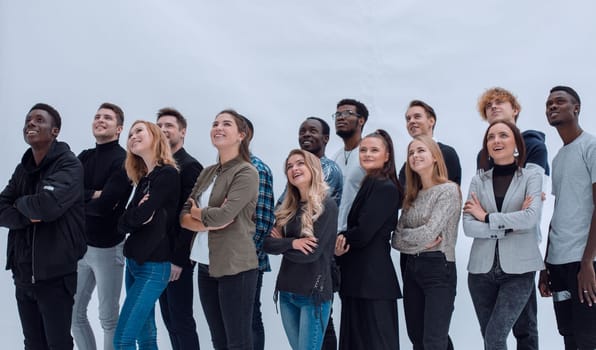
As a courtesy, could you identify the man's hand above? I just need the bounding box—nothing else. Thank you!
[578,261,596,306]
[538,269,552,297]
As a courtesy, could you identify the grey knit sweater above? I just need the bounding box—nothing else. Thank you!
[392,182,461,261]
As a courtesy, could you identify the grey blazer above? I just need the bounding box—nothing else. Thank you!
[463,167,544,274]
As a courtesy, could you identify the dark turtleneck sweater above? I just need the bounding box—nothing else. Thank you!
[78,140,132,248]
[492,162,517,212]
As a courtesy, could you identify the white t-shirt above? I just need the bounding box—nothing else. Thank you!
[547,132,596,264]
[332,145,365,232]
[190,178,216,265]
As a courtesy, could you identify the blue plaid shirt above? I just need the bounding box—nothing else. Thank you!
[251,155,275,272]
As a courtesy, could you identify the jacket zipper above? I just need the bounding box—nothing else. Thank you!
[31,224,36,284]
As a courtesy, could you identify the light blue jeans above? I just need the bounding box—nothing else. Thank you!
[113,259,170,350]
[279,291,331,350]
[72,243,125,350]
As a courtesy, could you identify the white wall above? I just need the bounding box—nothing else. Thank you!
[1,1,596,348]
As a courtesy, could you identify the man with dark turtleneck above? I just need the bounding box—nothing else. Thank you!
[72,103,133,350]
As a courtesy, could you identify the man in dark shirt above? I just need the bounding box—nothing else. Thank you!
[72,102,132,350]
[0,103,87,349]
[157,107,203,350]
[476,87,549,350]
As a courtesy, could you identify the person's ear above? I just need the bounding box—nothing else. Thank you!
[51,127,60,137]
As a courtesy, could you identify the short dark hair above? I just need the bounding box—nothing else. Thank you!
[29,103,61,130]
[337,98,369,124]
[157,107,187,130]
[99,102,124,125]
[550,86,581,106]
[407,100,437,129]
[306,116,330,136]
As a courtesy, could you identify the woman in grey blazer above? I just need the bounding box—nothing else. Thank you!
[463,120,544,350]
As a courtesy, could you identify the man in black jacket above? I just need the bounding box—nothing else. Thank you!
[0,103,86,349]
[157,108,203,350]
[72,102,132,350]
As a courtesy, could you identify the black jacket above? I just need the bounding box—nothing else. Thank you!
[78,140,132,248]
[119,164,180,264]
[171,148,203,267]
[0,141,87,285]
[337,176,402,299]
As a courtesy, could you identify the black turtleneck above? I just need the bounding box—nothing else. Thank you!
[78,140,132,248]
[492,162,517,212]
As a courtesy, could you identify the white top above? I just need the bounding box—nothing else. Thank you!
[548,132,596,264]
[332,145,366,232]
[190,178,216,265]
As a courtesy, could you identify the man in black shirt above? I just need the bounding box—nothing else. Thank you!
[72,102,133,350]
[157,108,203,350]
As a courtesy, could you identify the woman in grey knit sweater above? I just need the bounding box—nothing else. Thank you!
[392,135,461,350]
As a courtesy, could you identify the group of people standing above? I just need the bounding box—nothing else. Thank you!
[0,84,594,350]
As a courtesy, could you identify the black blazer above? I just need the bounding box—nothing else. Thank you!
[337,176,402,299]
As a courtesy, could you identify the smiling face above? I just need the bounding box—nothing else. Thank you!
[210,112,244,151]
[546,91,578,127]
[359,136,389,173]
[299,119,328,158]
[286,153,312,193]
[486,122,516,165]
[408,139,436,176]
[23,109,58,148]
[127,122,154,158]
[485,98,518,124]
[405,106,435,137]
[93,108,122,143]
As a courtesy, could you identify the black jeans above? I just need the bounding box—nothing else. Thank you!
[252,270,265,350]
[159,263,200,350]
[15,273,77,350]
[402,252,456,350]
[468,259,534,350]
[198,264,258,350]
[547,262,596,350]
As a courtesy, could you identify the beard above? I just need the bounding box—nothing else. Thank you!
[336,128,356,140]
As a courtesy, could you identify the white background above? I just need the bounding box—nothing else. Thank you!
[1,1,596,348]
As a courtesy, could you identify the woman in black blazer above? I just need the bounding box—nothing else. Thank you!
[335,129,403,350]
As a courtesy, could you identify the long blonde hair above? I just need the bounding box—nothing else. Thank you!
[403,135,448,209]
[125,120,178,185]
[275,149,329,237]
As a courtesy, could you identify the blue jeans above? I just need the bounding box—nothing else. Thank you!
[72,243,124,350]
[402,252,456,350]
[279,291,332,350]
[159,262,200,350]
[468,257,534,350]
[198,264,258,350]
[113,259,170,350]
[547,262,596,350]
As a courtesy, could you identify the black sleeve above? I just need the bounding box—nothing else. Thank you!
[85,156,131,217]
[398,162,406,189]
[442,146,462,185]
[0,165,31,230]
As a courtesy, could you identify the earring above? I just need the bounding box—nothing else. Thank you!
[488,155,492,162]
[513,148,519,157]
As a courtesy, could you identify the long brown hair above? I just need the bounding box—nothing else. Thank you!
[361,129,402,193]
[215,109,251,163]
[478,120,526,171]
[403,135,449,209]
[275,149,329,237]
[125,120,178,184]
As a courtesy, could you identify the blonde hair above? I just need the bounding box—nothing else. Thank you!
[275,149,329,237]
[125,120,178,185]
[403,135,449,209]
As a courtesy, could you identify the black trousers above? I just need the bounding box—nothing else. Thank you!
[402,252,456,350]
[339,296,399,350]
[15,273,77,350]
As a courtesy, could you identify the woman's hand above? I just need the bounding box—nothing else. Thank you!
[425,235,443,249]
[463,192,488,222]
[521,195,533,210]
[188,198,202,220]
[335,234,350,256]
[270,226,283,239]
[292,236,318,255]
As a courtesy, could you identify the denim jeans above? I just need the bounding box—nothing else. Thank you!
[547,262,596,350]
[279,291,332,350]
[15,273,77,350]
[402,252,456,350]
[72,243,125,350]
[159,262,200,350]
[198,264,258,350]
[252,270,265,350]
[113,259,170,350]
[511,284,538,350]
[468,257,535,350]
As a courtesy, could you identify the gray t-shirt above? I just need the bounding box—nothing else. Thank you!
[332,146,366,232]
[548,131,596,264]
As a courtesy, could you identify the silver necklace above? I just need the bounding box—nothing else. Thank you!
[343,149,354,165]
